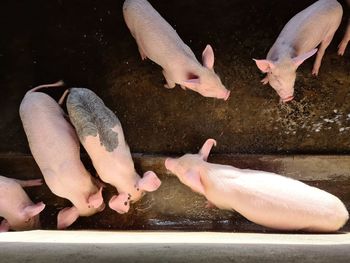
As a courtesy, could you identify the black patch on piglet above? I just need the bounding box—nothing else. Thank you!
[67,88,121,152]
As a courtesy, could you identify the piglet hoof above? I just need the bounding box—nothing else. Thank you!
[164,83,175,89]
[338,43,347,56]
[139,171,161,192]
[109,193,130,214]
[205,201,216,209]
[311,68,319,77]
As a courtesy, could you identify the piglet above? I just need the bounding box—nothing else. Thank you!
[123,0,230,100]
[19,81,105,229]
[66,88,161,214]
[0,175,45,232]
[254,0,343,102]
[165,139,349,232]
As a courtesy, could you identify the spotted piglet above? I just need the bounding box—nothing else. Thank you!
[165,139,349,232]
[66,88,161,214]
[123,0,230,100]
[20,81,105,229]
[0,176,45,232]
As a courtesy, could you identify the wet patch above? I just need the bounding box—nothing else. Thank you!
[67,88,121,152]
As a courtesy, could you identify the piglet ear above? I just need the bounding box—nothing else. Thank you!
[109,193,130,214]
[199,138,217,161]
[138,171,161,192]
[88,187,104,209]
[23,202,45,218]
[292,48,318,67]
[253,59,275,73]
[202,44,215,69]
[57,206,79,230]
[0,219,11,232]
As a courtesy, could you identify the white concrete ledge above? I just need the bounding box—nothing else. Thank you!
[1,231,350,245]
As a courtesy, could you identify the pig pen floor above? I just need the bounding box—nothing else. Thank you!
[1,154,349,232]
[1,0,350,155]
[0,231,350,263]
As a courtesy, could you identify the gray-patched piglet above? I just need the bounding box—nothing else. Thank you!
[0,176,45,232]
[165,139,349,232]
[254,0,343,102]
[66,88,161,214]
[123,0,230,100]
[19,81,105,230]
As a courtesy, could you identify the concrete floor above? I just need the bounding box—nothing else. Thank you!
[1,0,350,154]
[1,154,349,231]
[1,1,350,261]
[1,231,350,263]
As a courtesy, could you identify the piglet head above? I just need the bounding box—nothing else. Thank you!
[254,49,317,102]
[2,202,46,231]
[184,45,230,101]
[108,171,161,214]
[165,139,217,194]
[57,187,105,230]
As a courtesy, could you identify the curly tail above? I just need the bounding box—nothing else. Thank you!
[26,80,65,94]
[58,89,70,105]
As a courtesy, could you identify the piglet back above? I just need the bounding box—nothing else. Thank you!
[66,88,122,152]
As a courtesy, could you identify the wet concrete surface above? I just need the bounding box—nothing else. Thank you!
[1,0,350,154]
[1,154,349,232]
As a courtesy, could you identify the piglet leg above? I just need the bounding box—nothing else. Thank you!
[15,179,43,188]
[139,46,147,60]
[338,23,350,56]
[163,70,176,89]
[312,33,335,76]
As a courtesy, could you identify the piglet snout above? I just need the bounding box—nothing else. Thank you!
[217,90,230,101]
[165,158,177,171]
[223,90,231,101]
